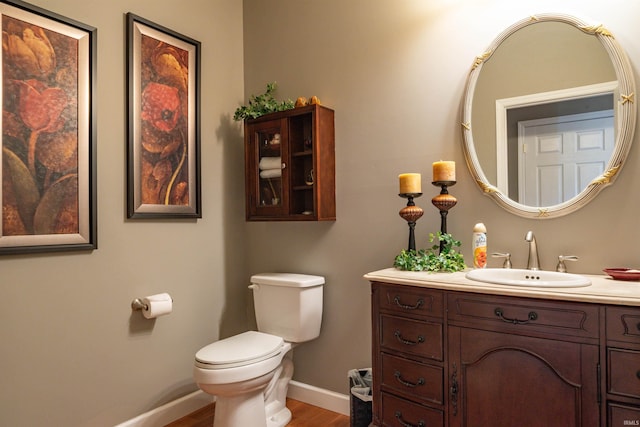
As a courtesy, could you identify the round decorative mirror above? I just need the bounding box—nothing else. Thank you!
[462,13,636,218]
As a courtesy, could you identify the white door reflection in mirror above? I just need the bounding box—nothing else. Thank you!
[495,81,617,196]
[518,110,614,206]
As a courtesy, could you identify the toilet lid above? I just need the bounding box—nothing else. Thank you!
[195,331,284,368]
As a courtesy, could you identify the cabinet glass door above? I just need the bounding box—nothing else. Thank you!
[257,129,283,207]
[248,119,288,217]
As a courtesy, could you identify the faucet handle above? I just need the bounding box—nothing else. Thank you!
[492,252,512,269]
[557,255,578,273]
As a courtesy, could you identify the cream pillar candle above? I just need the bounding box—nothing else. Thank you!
[399,173,421,194]
[432,161,456,182]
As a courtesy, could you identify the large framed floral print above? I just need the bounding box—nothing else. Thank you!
[0,0,97,254]
[126,13,201,219]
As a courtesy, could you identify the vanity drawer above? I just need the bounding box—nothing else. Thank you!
[608,348,640,399]
[381,392,444,427]
[380,314,443,361]
[607,306,640,345]
[608,402,640,427]
[381,353,443,405]
[375,282,444,319]
[447,292,599,339]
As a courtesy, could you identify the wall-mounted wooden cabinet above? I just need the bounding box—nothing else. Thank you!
[244,104,335,221]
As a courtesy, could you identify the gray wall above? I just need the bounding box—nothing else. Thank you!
[242,0,640,396]
[3,0,640,425]
[0,0,246,426]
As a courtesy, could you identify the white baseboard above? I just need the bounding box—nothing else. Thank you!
[115,381,349,426]
[114,390,213,427]
[287,380,350,416]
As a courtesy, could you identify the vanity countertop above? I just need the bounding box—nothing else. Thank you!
[364,268,640,307]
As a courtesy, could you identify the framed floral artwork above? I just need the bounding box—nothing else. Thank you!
[0,0,97,254]
[126,13,201,219]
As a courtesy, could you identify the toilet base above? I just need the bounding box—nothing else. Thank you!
[264,349,294,427]
[196,369,276,427]
[214,388,268,427]
[266,405,292,427]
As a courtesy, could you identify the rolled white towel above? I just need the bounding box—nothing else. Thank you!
[259,157,281,170]
[260,168,281,179]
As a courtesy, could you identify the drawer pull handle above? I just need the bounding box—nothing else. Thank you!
[394,371,425,388]
[394,411,425,427]
[494,307,538,324]
[637,370,640,380]
[637,321,640,332]
[394,296,424,310]
[394,330,425,346]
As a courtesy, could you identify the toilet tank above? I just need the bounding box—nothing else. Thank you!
[249,273,324,343]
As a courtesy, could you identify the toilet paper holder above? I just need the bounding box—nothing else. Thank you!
[131,293,173,319]
[131,298,148,311]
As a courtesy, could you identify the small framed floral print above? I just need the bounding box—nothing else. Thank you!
[0,0,97,254]
[126,13,201,219]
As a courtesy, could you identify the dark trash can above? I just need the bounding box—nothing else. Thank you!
[348,368,373,427]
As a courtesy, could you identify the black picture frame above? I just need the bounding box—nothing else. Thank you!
[0,0,97,254]
[126,13,201,219]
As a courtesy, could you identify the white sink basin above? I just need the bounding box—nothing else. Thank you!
[465,268,591,288]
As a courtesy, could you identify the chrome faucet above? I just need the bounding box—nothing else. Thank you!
[524,231,541,270]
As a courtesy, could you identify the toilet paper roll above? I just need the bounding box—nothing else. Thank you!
[142,293,173,319]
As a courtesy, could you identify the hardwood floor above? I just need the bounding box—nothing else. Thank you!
[164,398,350,427]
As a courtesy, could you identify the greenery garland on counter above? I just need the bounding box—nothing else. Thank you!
[394,232,467,272]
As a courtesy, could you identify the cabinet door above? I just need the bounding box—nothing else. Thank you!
[448,326,599,427]
[245,119,289,217]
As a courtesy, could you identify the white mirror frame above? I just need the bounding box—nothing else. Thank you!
[461,13,636,219]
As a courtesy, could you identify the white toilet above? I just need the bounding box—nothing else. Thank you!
[193,273,324,427]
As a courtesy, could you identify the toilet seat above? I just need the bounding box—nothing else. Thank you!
[195,331,284,369]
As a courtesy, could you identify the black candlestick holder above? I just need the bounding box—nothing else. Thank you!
[431,181,457,253]
[398,193,424,251]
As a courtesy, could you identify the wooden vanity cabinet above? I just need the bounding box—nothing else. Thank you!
[371,280,635,427]
[244,104,335,221]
